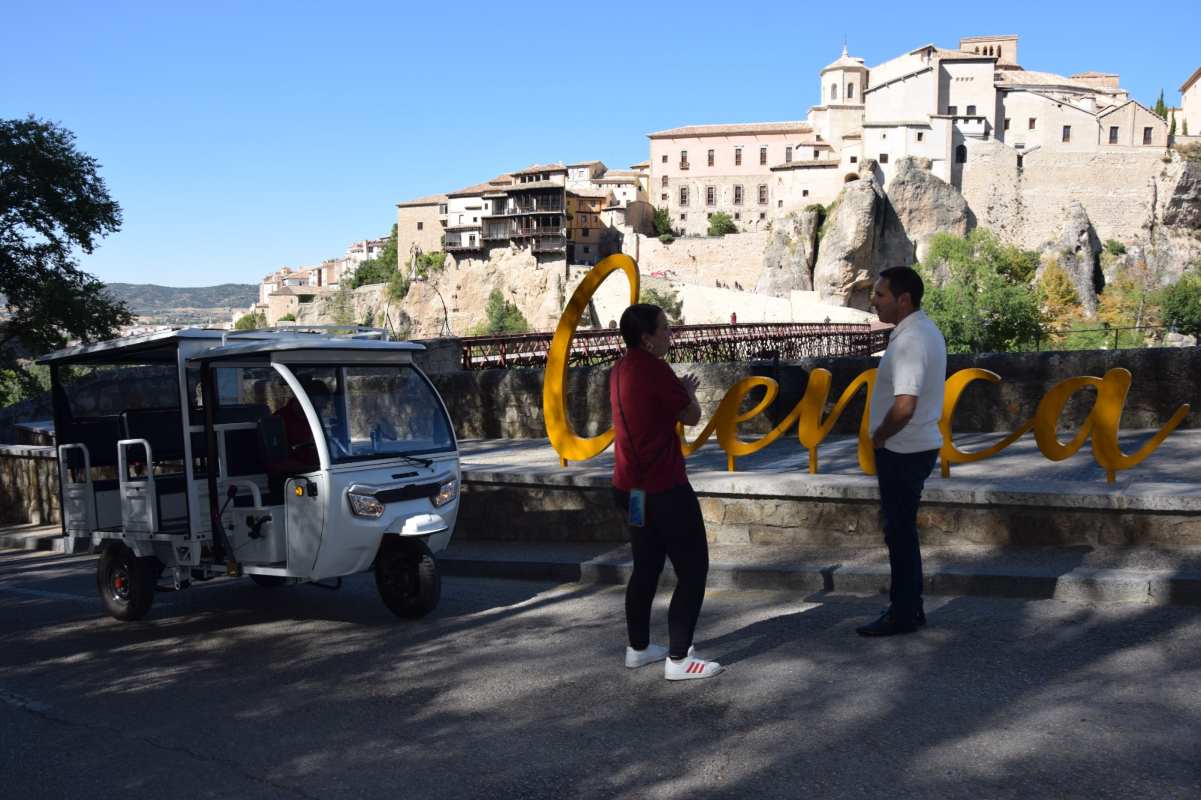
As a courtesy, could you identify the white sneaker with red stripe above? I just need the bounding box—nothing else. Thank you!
[664,646,723,681]
[625,643,669,669]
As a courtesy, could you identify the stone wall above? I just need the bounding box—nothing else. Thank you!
[432,346,1201,442]
[622,231,768,290]
[0,446,59,526]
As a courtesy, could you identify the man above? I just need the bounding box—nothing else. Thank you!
[858,266,946,637]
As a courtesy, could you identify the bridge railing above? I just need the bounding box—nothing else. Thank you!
[460,323,891,370]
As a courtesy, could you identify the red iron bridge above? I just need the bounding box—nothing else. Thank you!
[460,322,892,370]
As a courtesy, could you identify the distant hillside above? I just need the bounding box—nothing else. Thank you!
[105,283,259,314]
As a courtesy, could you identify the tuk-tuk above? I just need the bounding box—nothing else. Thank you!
[37,327,460,621]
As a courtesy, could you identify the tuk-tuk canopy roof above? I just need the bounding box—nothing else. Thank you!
[37,328,421,367]
[187,337,425,364]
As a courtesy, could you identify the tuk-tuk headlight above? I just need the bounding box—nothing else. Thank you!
[432,477,458,508]
[348,491,385,518]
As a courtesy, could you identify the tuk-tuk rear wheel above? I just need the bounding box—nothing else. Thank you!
[96,544,159,622]
[375,539,440,619]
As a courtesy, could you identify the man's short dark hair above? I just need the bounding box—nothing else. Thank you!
[619,304,662,348]
[879,266,924,309]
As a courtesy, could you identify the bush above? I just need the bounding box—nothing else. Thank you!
[1103,239,1127,257]
[707,212,737,237]
[277,313,296,322]
[468,289,530,335]
[387,268,410,301]
[234,311,266,331]
[658,233,675,244]
[350,259,393,288]
[414,251,447,279]
[1160,270,1201,339]
[639,286,684,324]
[652,207,674,238]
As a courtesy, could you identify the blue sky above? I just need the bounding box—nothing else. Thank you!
[3,0,1198,287]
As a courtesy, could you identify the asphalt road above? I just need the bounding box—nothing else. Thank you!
[2,548,1200,799]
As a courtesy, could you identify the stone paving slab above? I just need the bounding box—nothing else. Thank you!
[440,540,1201,606]
[459,430,1201,512]
[0,524,61,554]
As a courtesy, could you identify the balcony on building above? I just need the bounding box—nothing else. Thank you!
[442,232,483,252]
[482,222,512,241]
[530,236,567,254]
[507,191,565,215]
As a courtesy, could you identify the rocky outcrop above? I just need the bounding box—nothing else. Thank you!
[812,178,884,308]
[756,208,820,296]
[1040,201,1101,315]
[879,157,972,266]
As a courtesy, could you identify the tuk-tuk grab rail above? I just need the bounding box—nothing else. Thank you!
[217,478,263,509]
[57,442,91,485]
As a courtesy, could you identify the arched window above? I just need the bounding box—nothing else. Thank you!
[997,46,1002,59]
[847,83,855,99]
[955,144,968,164]
[830,83,838,101]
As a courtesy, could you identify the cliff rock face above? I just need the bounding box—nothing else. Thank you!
[812,178,883,308]
[1040,201,1101,315]
[879,157,972,266]
[756,208,820,296]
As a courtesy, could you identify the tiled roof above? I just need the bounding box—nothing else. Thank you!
[396,193,447,208]
[997,70,1121,93]
[648,121,812,139]
[567,160,606,168]
[770,160,840,171]
[511,162,567,176]
[629,160,650,168]
[447,174,512,197]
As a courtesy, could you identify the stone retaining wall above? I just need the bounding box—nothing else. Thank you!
[433,346,1201,441]
[0,446,59,527]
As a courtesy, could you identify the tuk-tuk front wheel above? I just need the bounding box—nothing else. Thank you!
[375,538,440,619]
[97,544,160,621]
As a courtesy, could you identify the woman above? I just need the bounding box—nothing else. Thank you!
[611,304,722,681]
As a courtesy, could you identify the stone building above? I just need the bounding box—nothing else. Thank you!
[395,194,447,269]
[1181,66,1201,135]
[567,189,611,265]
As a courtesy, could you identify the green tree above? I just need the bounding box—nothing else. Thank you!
[1,116,134,406]
[918,230,1045,353]
[413,250,447,279]
[639,286,684,324]
[386,268,410,302]
[652,206,674,238]
[1169,110,1177,137]
[1038,259,1083,336]
[1160,270,1201,339]
[234,310,267,330]
[469,289,530,335]
[1103,239,1127,257]
[329,282,356,326]
[1184,119,1190,136]
[707,212,738,237]
[277,313,296,322]
[350,225,401,288]
[1154,90,1167,118]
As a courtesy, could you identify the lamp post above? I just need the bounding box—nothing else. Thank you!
[415,276,452,338]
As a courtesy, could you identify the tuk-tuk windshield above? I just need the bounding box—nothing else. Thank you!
[289,364,455,465]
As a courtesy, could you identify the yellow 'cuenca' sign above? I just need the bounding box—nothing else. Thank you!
[542,254,1191,483]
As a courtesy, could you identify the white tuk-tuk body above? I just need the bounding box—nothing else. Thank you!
[38,328,459,620]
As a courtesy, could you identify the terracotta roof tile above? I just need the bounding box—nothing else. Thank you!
[648,121,812,139]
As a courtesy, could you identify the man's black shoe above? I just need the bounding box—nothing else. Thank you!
[857,611,919,637]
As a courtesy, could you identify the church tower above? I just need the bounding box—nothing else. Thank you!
[811,45,867,150]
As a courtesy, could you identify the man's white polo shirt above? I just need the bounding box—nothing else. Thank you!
[869,309,947,454]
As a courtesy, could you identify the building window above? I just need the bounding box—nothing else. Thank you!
[1109,126,1119,144]
[1143,126,1153,145]
[680,150,688,167]
[680,213,686,221]
[850,155,857,164]
[966,105,976,115]
[1004,118,1011,131]
[759,212,766,220]
[734,212,740,220]
[955,144,967,163]
[1062,125,1071,143]
[417,222,423,230]
[948,105,957,115]
[802,189,809,197]
[661,154,668,163]
[813,149,820,159]
[706,186,716,206]
[879,153,889,163]
[680,186,689,206]
[830,84,838,101]
[661,193,668,201]
[582,228,588,237]
[777,200,783,208]
[1029,117,1036,130]
[785,146,793,163]
[997,46,1002,59]
[734,146,742,166]
[760,146,767,165]
[734,185,744,205]
[707,149,715,167]
[758,184,768,204]
[847,83,854,99]
[916,131,924,142]
[661,175,668,187]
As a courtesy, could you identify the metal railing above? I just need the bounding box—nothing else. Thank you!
[1032,325,1181,351]
[460,322,891,370]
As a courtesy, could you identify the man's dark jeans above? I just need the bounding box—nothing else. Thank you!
[875,447,939,624]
